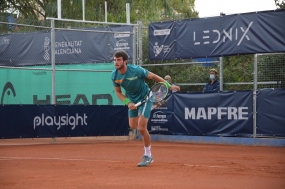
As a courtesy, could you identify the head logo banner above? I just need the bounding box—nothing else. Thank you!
[149,9,285,60]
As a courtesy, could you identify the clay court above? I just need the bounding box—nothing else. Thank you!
[0,138,284,189]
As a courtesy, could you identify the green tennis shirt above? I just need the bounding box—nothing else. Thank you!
[111,64,150,103]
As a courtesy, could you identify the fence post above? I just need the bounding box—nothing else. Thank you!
[105,1,108,22]
[138,21,143,66]
[51,19,56,105]
[82,0,85,21]
[219,57,223,91]
[253,54,258,138]
[132,24,137,64]
[57,0,61,19]
[126,3,130,24]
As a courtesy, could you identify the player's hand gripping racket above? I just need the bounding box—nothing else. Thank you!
[135,82,168,107]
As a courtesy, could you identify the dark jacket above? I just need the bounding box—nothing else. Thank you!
[203,80,220,92]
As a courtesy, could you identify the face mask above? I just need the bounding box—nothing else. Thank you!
[210,74,215,80]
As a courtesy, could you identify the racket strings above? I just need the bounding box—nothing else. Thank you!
[151,84,167,102]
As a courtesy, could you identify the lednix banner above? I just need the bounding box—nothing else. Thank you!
[149,9,285,60]
[0,25,133,66]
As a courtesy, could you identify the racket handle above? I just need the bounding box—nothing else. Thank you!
[135,102,142,107]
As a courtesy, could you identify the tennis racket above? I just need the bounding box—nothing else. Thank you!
[135,82,168,107]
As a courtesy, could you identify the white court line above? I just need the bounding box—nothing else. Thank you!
[0,157,122,163]
[184,164,227,168]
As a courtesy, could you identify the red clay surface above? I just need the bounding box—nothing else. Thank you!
[0,139,285,189]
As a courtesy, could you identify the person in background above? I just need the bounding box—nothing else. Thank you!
[164,75,177,93]
[203,69,220,92]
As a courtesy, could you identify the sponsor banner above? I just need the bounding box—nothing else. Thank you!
[148,91,254,136]
[148,95,174,135]
[149,9,285,60]
[109,25,133,62]
[0,64,123,105]
[0,26,133,66]
[256,89,285,137]
[148,21,176,60]
[0,105,129,138]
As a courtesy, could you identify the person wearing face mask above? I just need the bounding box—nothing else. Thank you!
[203,69,220,92]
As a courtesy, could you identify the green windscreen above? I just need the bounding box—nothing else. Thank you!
[0,63,124,105]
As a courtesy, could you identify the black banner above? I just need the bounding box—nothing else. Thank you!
[0,26,133,66]
[1,90,284,139]
[148,91,254,136]
[256,89,285,137]
[149,9,285,60]
[0,105,128,138]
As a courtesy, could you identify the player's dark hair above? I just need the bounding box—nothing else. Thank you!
[114,51,129,61]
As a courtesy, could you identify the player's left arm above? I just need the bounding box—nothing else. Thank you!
[147,72,180,92]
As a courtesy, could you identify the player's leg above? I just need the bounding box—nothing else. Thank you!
[129,117,138,129]
[137,100,154,167]
[129,106,151,146]
[137,100,152,147]
[128,109,139,138]
[128,109,138,129]
[137,115,150,147]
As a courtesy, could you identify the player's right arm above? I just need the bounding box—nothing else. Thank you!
[114,86,136,110]
[114,86,127,102]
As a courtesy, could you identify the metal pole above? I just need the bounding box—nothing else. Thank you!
[51,20,56,105]
[57,0,61,19]
[253,54,258,138]
[219,57,223,91]
[132,24,136,64]
[126,3,130,24]
[47,17,137,26]
[138,21,143,66]
[105,1,107,22]
[82,0,85,21]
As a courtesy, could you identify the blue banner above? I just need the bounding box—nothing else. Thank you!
[0,105,129,138]
[149,9,285,60]
[148,91,253,136]
[256,89,285,137]
[2,90,284,139]
[0,26,133,66]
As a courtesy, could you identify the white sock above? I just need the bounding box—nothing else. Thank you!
[144,146,151,157]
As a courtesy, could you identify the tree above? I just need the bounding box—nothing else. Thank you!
[275,0,285,8]
[1,0,198,23]
[0,0,48,20]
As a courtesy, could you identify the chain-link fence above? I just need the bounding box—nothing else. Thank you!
[143,54,284,92]
[0,18,137,143]
[1,18,284,142]
[257,53,285,89]
[0,18,138,106]
[143,62,219,92]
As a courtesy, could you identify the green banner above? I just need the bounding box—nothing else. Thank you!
[0,64,123,105]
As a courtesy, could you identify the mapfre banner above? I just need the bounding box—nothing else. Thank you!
[149,9,285,60]
[148,91,253,136]
[0,25,133,66]
[256,89,285,137]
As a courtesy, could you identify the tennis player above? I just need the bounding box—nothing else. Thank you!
[111,51,180,167]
